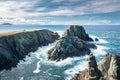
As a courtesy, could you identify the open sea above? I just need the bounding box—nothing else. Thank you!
[0,25,120,80]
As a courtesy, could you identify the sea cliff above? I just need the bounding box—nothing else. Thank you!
[0,29,59,71]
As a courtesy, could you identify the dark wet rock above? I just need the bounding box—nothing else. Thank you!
[71,54,120,80]
[95,38,99,41]
[63,25,93,41]
[88,54,101,80]
[48,36,97,61]
[0,30,59,71]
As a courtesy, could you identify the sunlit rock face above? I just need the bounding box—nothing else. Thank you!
[71,54,120,80]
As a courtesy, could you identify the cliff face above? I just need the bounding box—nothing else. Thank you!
[71,54,120,80]
[0,30,59,71]
[48,25,96,61]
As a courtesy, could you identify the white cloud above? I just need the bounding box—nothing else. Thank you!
[0,1,40,17]
[0,0,119,24]
[0,0,120,17]
[51,0,64,3]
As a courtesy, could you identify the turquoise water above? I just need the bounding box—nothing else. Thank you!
[0,25,120,80]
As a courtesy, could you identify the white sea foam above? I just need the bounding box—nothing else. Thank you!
[91,45,108,56]
[64,60,87,80]
[33,61,41,73]
[32,42,57,74]
[19,77,24,80]
[56,31,64,37]
[90,35,109,44]
[44,57,83,67]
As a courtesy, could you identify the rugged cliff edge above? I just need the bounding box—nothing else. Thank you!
[48,25,96,61]
[71,54,120,80]
[0,30,59,71]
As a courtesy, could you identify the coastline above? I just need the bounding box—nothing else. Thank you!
[0,29,59,71]
[0,25,119,80]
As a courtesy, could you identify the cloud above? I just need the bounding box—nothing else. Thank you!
[0,0,120,17]
[0,0,120,24]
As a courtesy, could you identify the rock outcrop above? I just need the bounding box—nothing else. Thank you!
[71,54,101,80]
[48,25,96,61]
[71,54,120,80]
[63,25,93,41]
[98,54,120,80]
[48,36,96,61]
[95,38,99,41]
[0,30,59,71]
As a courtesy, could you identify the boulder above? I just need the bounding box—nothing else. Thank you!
[48,36,97,61]
[63,25,93,41]
[0,29,59,71]
[95,38,99,41]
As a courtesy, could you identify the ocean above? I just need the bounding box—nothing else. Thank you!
[0,25,120,80]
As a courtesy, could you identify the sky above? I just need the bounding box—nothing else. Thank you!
[0,0,120,25]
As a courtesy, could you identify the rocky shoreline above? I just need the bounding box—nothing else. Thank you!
[0,29,59,71]
[0,25,119,80]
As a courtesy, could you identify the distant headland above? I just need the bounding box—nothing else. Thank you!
[1,23,13,25]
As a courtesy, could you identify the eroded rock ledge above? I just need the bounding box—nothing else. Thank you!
[48,25,96,61]
[0,29,59,71]
[71,54,120,80]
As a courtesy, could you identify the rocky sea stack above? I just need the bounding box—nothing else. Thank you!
[0,30,59,71]
[48,25,97,61]
[71,54,120,80]
[63,25,93,41]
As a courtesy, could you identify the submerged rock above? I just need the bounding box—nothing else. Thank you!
[48,36,96,61]
[71,54,120,80]
[0,29,59,71]
[63,25,93,41]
